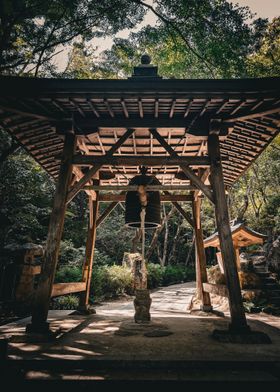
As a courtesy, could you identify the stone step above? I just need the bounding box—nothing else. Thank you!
[262,277,277,284]
[253,265,268,270]
[268,290,280,297]
[255,271,270,277]
[270,299,280,306]
[263,283,280,290]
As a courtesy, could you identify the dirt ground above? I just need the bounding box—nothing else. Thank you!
[1,282,280,382]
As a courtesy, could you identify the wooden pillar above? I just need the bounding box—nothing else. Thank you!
[192,198,212,311]
[79,183,99,311]
[208,132,249,331]
[27,132,76,333]
[234,246,241,271]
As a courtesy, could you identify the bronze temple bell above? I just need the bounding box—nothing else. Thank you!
[125,167,161,229]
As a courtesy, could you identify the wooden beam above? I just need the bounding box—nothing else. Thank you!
[171,201,194,228]
[84,185,207,192]
[69,116,229,136]
[203,283,229,298]
[51,282,86,297]
[72,166,96,200]
[192,198,212,310]
[79,190,99,310]
[98,194,193,202]
[28,132,76,332]
[67,128,135,203]
[193,168,210,200]
[0,103,60,122]
[149,128,214,203]
[227,105,280,122]
[208,132,249,331]
[72,155,211,167]
[96,201,119,227]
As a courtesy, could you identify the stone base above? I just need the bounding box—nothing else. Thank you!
[200,305,213,312]
[115,320,172,337]
[76,305,96,315]
[134,289,152,324]
[212,328,272,344]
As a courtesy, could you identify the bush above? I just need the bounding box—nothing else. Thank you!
[59,239,85,265]
[50,294,79,310]
[55,265,82,283]
[54,263,195,303]
[147,263,195,288]
[147,263,164,288]
[163,265,195,286]
[91,265,133,300]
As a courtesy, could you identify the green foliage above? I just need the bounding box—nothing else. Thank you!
[96,0,255,79]
[147,263,195,289]
[55,265,82,283]
[90,265,133,300]
[95,206,135,263]
[147,264,164,289]
[162,265,195,286]
[247,17,280,77]
[59,240,85,266]
[50,295,79,310]
[0,151,54,246]
[229,135,280,238]
[0,0,145,76]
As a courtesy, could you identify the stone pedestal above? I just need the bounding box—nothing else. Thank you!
[134,289,152,324]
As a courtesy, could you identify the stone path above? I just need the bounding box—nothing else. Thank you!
[1,282,280,382]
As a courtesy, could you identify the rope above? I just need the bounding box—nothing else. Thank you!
[140,206,146,264]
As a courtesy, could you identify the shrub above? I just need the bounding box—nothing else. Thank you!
[59,240,85,265]
[50,294,79,310]
[147,263,164,289]
[91,265,133,300]
[55,265,82,283]
[147,263,195,288]
[163,264,195,285]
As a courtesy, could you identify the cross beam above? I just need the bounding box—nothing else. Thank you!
[67,128,135,203]
[83,185,209,192]
[57,117,230,136]
[98,194,193,202]
[72,155,211,167]
[149,128,214,203]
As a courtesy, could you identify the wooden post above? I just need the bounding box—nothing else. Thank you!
[27,132,76,333]
[192,198,212,311]
[234,246,241,271]
[208,132,249,331]
[79,184,99,312]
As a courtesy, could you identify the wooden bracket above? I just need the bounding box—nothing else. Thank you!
[67,128,135,203]
[149,128,214,203]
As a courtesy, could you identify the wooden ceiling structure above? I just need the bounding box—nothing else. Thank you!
[1,57,279,341]
[0,75,279,189]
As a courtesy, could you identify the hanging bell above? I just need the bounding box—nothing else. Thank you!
[125,167,161,229]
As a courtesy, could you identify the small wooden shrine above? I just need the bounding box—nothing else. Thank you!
[204,221,267,272]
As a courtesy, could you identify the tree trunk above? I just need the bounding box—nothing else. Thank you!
[169,217,183,263]
[185,235,195,266]
[146,206,175,261]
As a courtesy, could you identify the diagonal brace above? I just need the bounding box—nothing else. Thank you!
[67,128,135,203]
[149,128,214,203]
[163,191,194,227]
